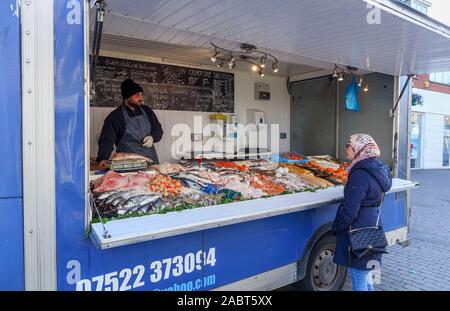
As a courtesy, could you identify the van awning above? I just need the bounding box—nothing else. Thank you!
[95,0,450,76]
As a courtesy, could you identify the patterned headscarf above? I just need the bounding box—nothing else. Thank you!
[346,133,381,173]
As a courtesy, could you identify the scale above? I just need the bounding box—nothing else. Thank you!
[105,159,150,172]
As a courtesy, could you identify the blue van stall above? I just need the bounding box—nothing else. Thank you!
[4,0,450,291]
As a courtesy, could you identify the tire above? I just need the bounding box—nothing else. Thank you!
[296,234,347,291]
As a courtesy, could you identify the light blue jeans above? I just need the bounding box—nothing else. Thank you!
[349,268,374,291]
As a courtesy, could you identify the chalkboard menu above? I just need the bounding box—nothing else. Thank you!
[92,56,234,112]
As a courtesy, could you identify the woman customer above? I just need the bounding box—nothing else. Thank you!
[333,133,392,291]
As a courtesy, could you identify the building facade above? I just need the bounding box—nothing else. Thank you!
[411,73,450,169]
[398,0,450,169]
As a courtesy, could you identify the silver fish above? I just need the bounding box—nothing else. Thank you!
[118,195,160,214]
[123,195,158,209]
[149,198,166,212]
[134,203,151,214]
[116,208,127,216]
[122,195,146,209]
[114,202,124,211]
[105,191,127,205]
[110,197,124,207]
[119,190,151,201]
[139,195,161,207]
[97,190,120,200]
[174,173,209,184]
[130,196,160,213]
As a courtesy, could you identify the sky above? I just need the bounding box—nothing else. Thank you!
[428,0,450,26]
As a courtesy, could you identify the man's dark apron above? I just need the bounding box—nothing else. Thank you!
[116,105,159,164]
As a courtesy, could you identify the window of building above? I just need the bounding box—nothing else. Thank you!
[429,72,450,85]
[410,1,429,14]
[443,117,450,167]
[411,112,423,168]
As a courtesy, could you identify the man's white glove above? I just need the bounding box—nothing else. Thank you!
[142,135,154,148]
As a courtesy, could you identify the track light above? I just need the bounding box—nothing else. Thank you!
[211,52,219,63]
[332,67,338,78]
[260,55,266,68]
[272,62,279,73]
[363,83,369,92]
[338,72,344,81]
[227,56,235,69]
[210,42,279,76]
[357,77,363,87]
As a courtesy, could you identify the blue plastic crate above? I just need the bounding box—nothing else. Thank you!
[271,153,309,164]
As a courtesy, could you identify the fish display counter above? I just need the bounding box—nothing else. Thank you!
[89,154,340,222]
[89,154,415,250]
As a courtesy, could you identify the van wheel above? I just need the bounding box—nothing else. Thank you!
[298,235,347,291]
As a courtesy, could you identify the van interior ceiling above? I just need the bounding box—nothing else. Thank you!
[88,0,450,76]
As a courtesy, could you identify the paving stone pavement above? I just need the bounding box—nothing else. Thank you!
[343,169,450,291]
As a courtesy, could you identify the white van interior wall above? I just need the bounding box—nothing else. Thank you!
[290,73,395,166]
[337,73,395,166]
[89,50,291,163]
[290,76,337,156]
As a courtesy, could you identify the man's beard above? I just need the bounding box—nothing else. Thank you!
[128,100,142,108]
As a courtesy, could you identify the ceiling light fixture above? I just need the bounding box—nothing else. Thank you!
[272,63,279,73]
[211,51,219,63]
[210,42,279,77]
[227,56,235,69]
[332,66,338,78]
[332,64,367,91]
[357,77,363,87]
[260,55,266,68]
